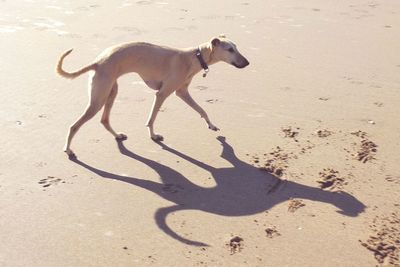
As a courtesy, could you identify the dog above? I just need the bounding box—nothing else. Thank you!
[56,35,249,158]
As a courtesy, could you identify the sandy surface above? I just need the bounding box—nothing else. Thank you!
[1,0,400,266]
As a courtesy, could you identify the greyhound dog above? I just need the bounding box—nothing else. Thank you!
[56,36,249,158]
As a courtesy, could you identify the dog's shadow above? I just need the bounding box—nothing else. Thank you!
[71,136,365,246]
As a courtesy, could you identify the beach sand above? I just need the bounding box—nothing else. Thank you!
[1,0,399,266]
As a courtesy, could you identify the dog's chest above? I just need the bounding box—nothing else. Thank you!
[144,80,162,90]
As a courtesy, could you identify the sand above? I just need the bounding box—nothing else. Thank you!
[1,0,400,266]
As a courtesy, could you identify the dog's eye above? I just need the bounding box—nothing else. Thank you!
[228,48,234,53]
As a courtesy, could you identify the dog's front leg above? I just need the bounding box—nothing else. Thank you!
[146,85,175,141]
[176,87,219,131]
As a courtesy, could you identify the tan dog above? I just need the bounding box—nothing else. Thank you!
[57,36,249,158]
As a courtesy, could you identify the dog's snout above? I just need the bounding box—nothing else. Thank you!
[232,57,249,69]
[243,58,250,67]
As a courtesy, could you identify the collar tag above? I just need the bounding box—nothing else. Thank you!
[202,68,209,78]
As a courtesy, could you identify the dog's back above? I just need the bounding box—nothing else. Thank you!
[95,42,189,78]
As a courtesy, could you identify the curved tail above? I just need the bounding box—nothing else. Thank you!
[56,49,97,79]
[155,205,209,247]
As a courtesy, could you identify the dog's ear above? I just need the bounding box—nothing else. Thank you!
[211,38,221,47]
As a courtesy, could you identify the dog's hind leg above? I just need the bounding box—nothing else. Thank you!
[64,74,113,158]
[100,82,127,141]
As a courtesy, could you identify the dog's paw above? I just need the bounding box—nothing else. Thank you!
[208,125,220,131]
[151,134,164,142]
[115,133,128,141]
[64,149,77,160]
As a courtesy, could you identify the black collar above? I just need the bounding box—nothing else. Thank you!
[195,47,209,77]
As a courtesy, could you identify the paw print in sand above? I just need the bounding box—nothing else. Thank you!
[38,176,65,188]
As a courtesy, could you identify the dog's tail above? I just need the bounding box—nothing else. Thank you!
[155,205,209,247]
[56,49,97,79]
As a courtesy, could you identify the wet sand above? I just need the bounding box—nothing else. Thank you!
[1,0,400,266]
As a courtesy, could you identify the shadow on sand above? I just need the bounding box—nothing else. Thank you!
[71,136,365,246]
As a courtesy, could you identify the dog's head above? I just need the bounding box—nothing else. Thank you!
[210,35,249,69]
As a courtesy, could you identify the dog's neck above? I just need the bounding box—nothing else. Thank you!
[198,42,218,66]
[193,42,218,77]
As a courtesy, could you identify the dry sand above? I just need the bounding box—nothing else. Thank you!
[1,0,400,266]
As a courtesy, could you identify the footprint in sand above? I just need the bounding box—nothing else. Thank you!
[318,97,330,101]
[38,176,65,188]
[205,99,219,104]
[228,236,244,254]
[350,130,368,139]
[358,140,378,163]
[288,199,305,212]
[265,226,281,238]
[316,129,333,138]
[317,168,347,190]
[359,212,400,266]
[385,175,400,184]
[281,126,300,142]
[350,131,378,163]
[250,146,293,179]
